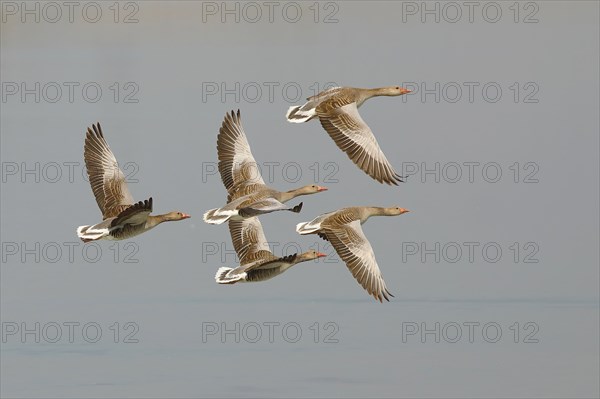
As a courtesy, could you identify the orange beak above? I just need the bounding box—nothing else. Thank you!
[182,213,191,219]
[400,88,412,95]
[317,252,327,258]
[317,186,328,192]
[399,208,409,214]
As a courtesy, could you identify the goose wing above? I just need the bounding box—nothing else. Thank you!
[305,86,343,102]
[84,123,135,219]
[217,110,266,201]
[322,220,393,302]
[228,216,274,266]
[110,198,153,227]
[317,100,404,185]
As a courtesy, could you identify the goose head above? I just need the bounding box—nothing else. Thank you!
[297,250,327,262]
[383,207,410,216]
[162,211,191,222]
[295,185,328,195]
[379,86,412,96]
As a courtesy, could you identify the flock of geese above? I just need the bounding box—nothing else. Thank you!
[76,86,411,302]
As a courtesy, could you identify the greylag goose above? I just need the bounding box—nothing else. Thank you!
[203,110,327,224]
[215,216,326,283]
[76,123,190,242]
[286,86,411,185]
[296,206,409,302]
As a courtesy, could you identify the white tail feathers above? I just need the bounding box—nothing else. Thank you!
[296,222,308,233]
[296,221,320,234]
[203,208,218,223]
[215,267,245,284]
[286,105,316,123]
[203,208,233,225]
[76,225,108,242]
[215,267,232,282]
[77,225,90,236]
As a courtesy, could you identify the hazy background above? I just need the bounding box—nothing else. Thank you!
[1,1,598,397]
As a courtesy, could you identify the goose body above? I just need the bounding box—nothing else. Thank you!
[296,206,409,302]
[76,123,190,242]
[286,86,411,185]
[203,194,303,225]
[203,110,327,225]
[216,216,326,284]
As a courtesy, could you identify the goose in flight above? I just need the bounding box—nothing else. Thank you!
[296,206,409,302]
[76,123,190,242]
[286,86,411,185]
[216,216,326,283]
[204,110,327,224]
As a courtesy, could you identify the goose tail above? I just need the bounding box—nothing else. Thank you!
[286,104,316,123]
[215,267,244,284]
[76,224,108,242]
[203,208,231,225]
[296,219,320,235]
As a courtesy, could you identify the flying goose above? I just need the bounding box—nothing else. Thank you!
[286,86,411,185]
[215,216,326,283]
[203,110,327,224]
[296,206,409,302]
[76,123,190,242]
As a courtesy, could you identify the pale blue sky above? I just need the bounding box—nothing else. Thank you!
[1,1,598,397]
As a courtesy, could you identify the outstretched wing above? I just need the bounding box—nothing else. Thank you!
[317,101,404,185]
[84,122,135,218]
[217,110,266,201]
[228,217,274,265]
[227,183,266,202]
[305,86,343,102]
[110,197,153,228]
[322,220,393,302]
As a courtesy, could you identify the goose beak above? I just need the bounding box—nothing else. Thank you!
[400,88,412,95]
[317,186,328,192]
[182,213,191,219]
[317,252,327,258]
[399,208,409,214]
